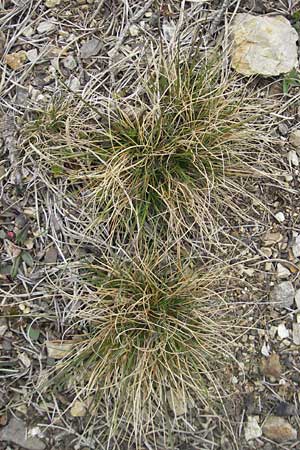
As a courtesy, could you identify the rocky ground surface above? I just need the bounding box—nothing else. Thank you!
[2,0,300,449]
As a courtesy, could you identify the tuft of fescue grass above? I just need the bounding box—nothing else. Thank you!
[22,50,281,245]
[41,252,244,448]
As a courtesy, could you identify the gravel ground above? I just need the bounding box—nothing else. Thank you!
[2,0,300,449]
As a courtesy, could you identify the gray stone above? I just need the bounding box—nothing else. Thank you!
[0,418,45,450]
[80,38,102,59]
[275,212,285,223]
[270,281,294,308]
[245,416,262,441]
[277,263,290,279]
[63,54,77,70]
[37,21,56,34]
[231,14,298,76]
[295,289,300,308]
[22,26,34,37]
[67,76,80,91]
[278,123,289,137]
[26,49,38,63]
[292,235,300,258]
[293,323,300,345]
[277,323,289,339]
[290,130,300,149]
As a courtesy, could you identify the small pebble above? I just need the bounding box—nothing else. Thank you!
[129,24,139,37]
[275,212,285,223]
[288,150,299,166]
[278,123,289,136]
[245,416,262,441]
[295,289,300,309]
[63,54,77,70]
[67,76,80,91]
[277,323,289,339]
[292,323,300,345]
[37,21,56,34]
[270,281,295,308]
[22,26,34,37]
[289,129,300,149]
[261,342,270,356]
[26,49,38,63]
[277,263,290,279]
[292,235,300,258]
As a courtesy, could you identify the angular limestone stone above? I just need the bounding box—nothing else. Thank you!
[231,14,298,76]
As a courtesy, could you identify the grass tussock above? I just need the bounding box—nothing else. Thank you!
[43,253,243,446]
[23,51,280,243]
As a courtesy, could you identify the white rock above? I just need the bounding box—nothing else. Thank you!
[292,235,300,258]
[293,323,300,345]
[288,150,299,166]
[295,289,300,308]
[277,323,289,339]
[261,341,270,357]
[285,173,293,182]
[67,76,80,91]
[22,26,34,37]
[275,212,285,223]
[37,21,56,34]
[231,14,298,76]
[63,54,77,70]
[129,24,139,37]
[46,341,74,359]
[277,263,290,279]
[245,416,262,441]
[270,281,295,308]
[26,49,38,63]
[290,130,300,149]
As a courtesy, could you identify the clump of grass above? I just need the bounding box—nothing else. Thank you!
[22,51,280,244]
[42,253,243,447]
